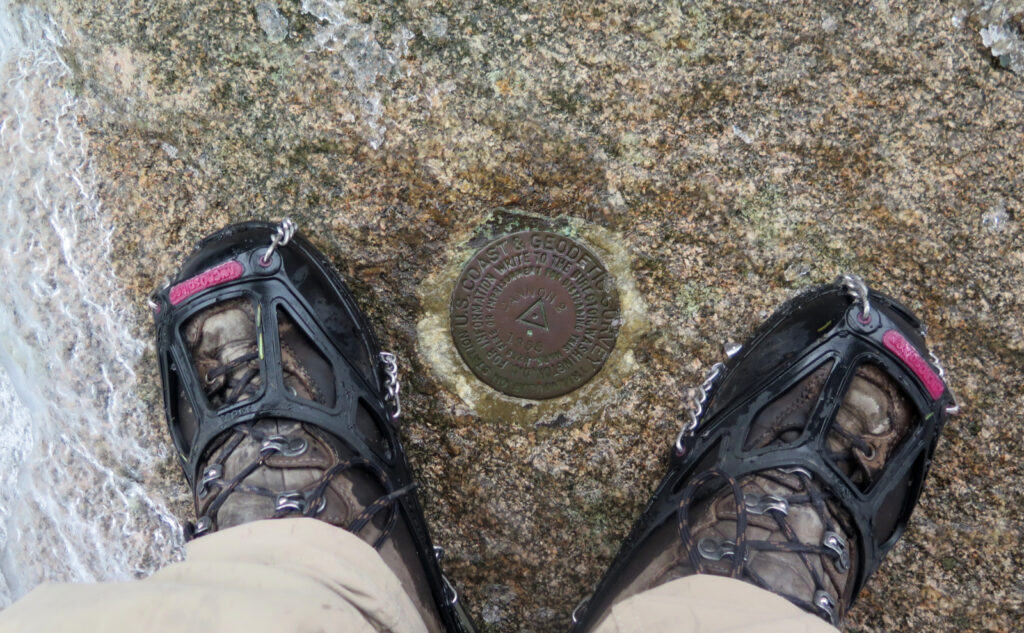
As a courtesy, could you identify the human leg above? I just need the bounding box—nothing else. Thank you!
[0,219,473,633]
[0,519,426,633]
[573,275,956,632]
[592,576,837,633]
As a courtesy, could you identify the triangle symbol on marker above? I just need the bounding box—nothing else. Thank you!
[516,299,549,331]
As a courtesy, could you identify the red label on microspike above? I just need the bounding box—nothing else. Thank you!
[169,260,244,305]
[882,329,945,400]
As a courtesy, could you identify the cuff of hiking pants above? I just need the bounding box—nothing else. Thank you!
[594,575,840,633]
[182,518,428,633]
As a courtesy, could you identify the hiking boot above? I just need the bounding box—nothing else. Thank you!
[151,220,475,633]
[571,276,956,630]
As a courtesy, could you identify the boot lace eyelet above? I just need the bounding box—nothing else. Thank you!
[697,537,736,561]
[275,491,308,513]
[823,530,851,573]
[814,590,838,625]
[260,435,308,457]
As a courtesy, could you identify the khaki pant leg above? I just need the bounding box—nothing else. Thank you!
[593,575,840,633]
[0,518,427,633]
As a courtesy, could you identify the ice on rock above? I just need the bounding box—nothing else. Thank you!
[982,202,1010,231]
[255,2,288,43]
[967,0,1024,73]
[424,16,449,43]
[301,0,414,149]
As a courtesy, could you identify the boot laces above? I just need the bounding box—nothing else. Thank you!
[192,423,415,548]
[194,352,412,547]
[677,468,849,625]
[204,351,261,406]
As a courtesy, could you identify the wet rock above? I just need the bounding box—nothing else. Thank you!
[28,0,1024,631]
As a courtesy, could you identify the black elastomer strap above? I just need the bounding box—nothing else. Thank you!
[573,283,952,632]
[153,223,387,483]
[152,222,475,633]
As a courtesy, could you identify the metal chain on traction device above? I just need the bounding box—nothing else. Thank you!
[434,546,460,606]
[838,274,959,416]
[260,217,296,265]
[673,358,731,456]
[147,278,169,311]
[148,218,296,310]
[377,351,460,609]
[379,351,402,420]
[838,273,871,321]
[672,272,961,456]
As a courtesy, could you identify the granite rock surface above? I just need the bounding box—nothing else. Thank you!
[41,0,1023,631]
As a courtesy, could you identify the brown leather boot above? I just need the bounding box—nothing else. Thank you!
[152,221,475,633]
[572,277,955,630]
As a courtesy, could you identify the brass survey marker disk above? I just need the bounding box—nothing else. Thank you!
[450,231,620,399]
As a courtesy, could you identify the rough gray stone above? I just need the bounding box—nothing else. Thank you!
[36,0,1024,631]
